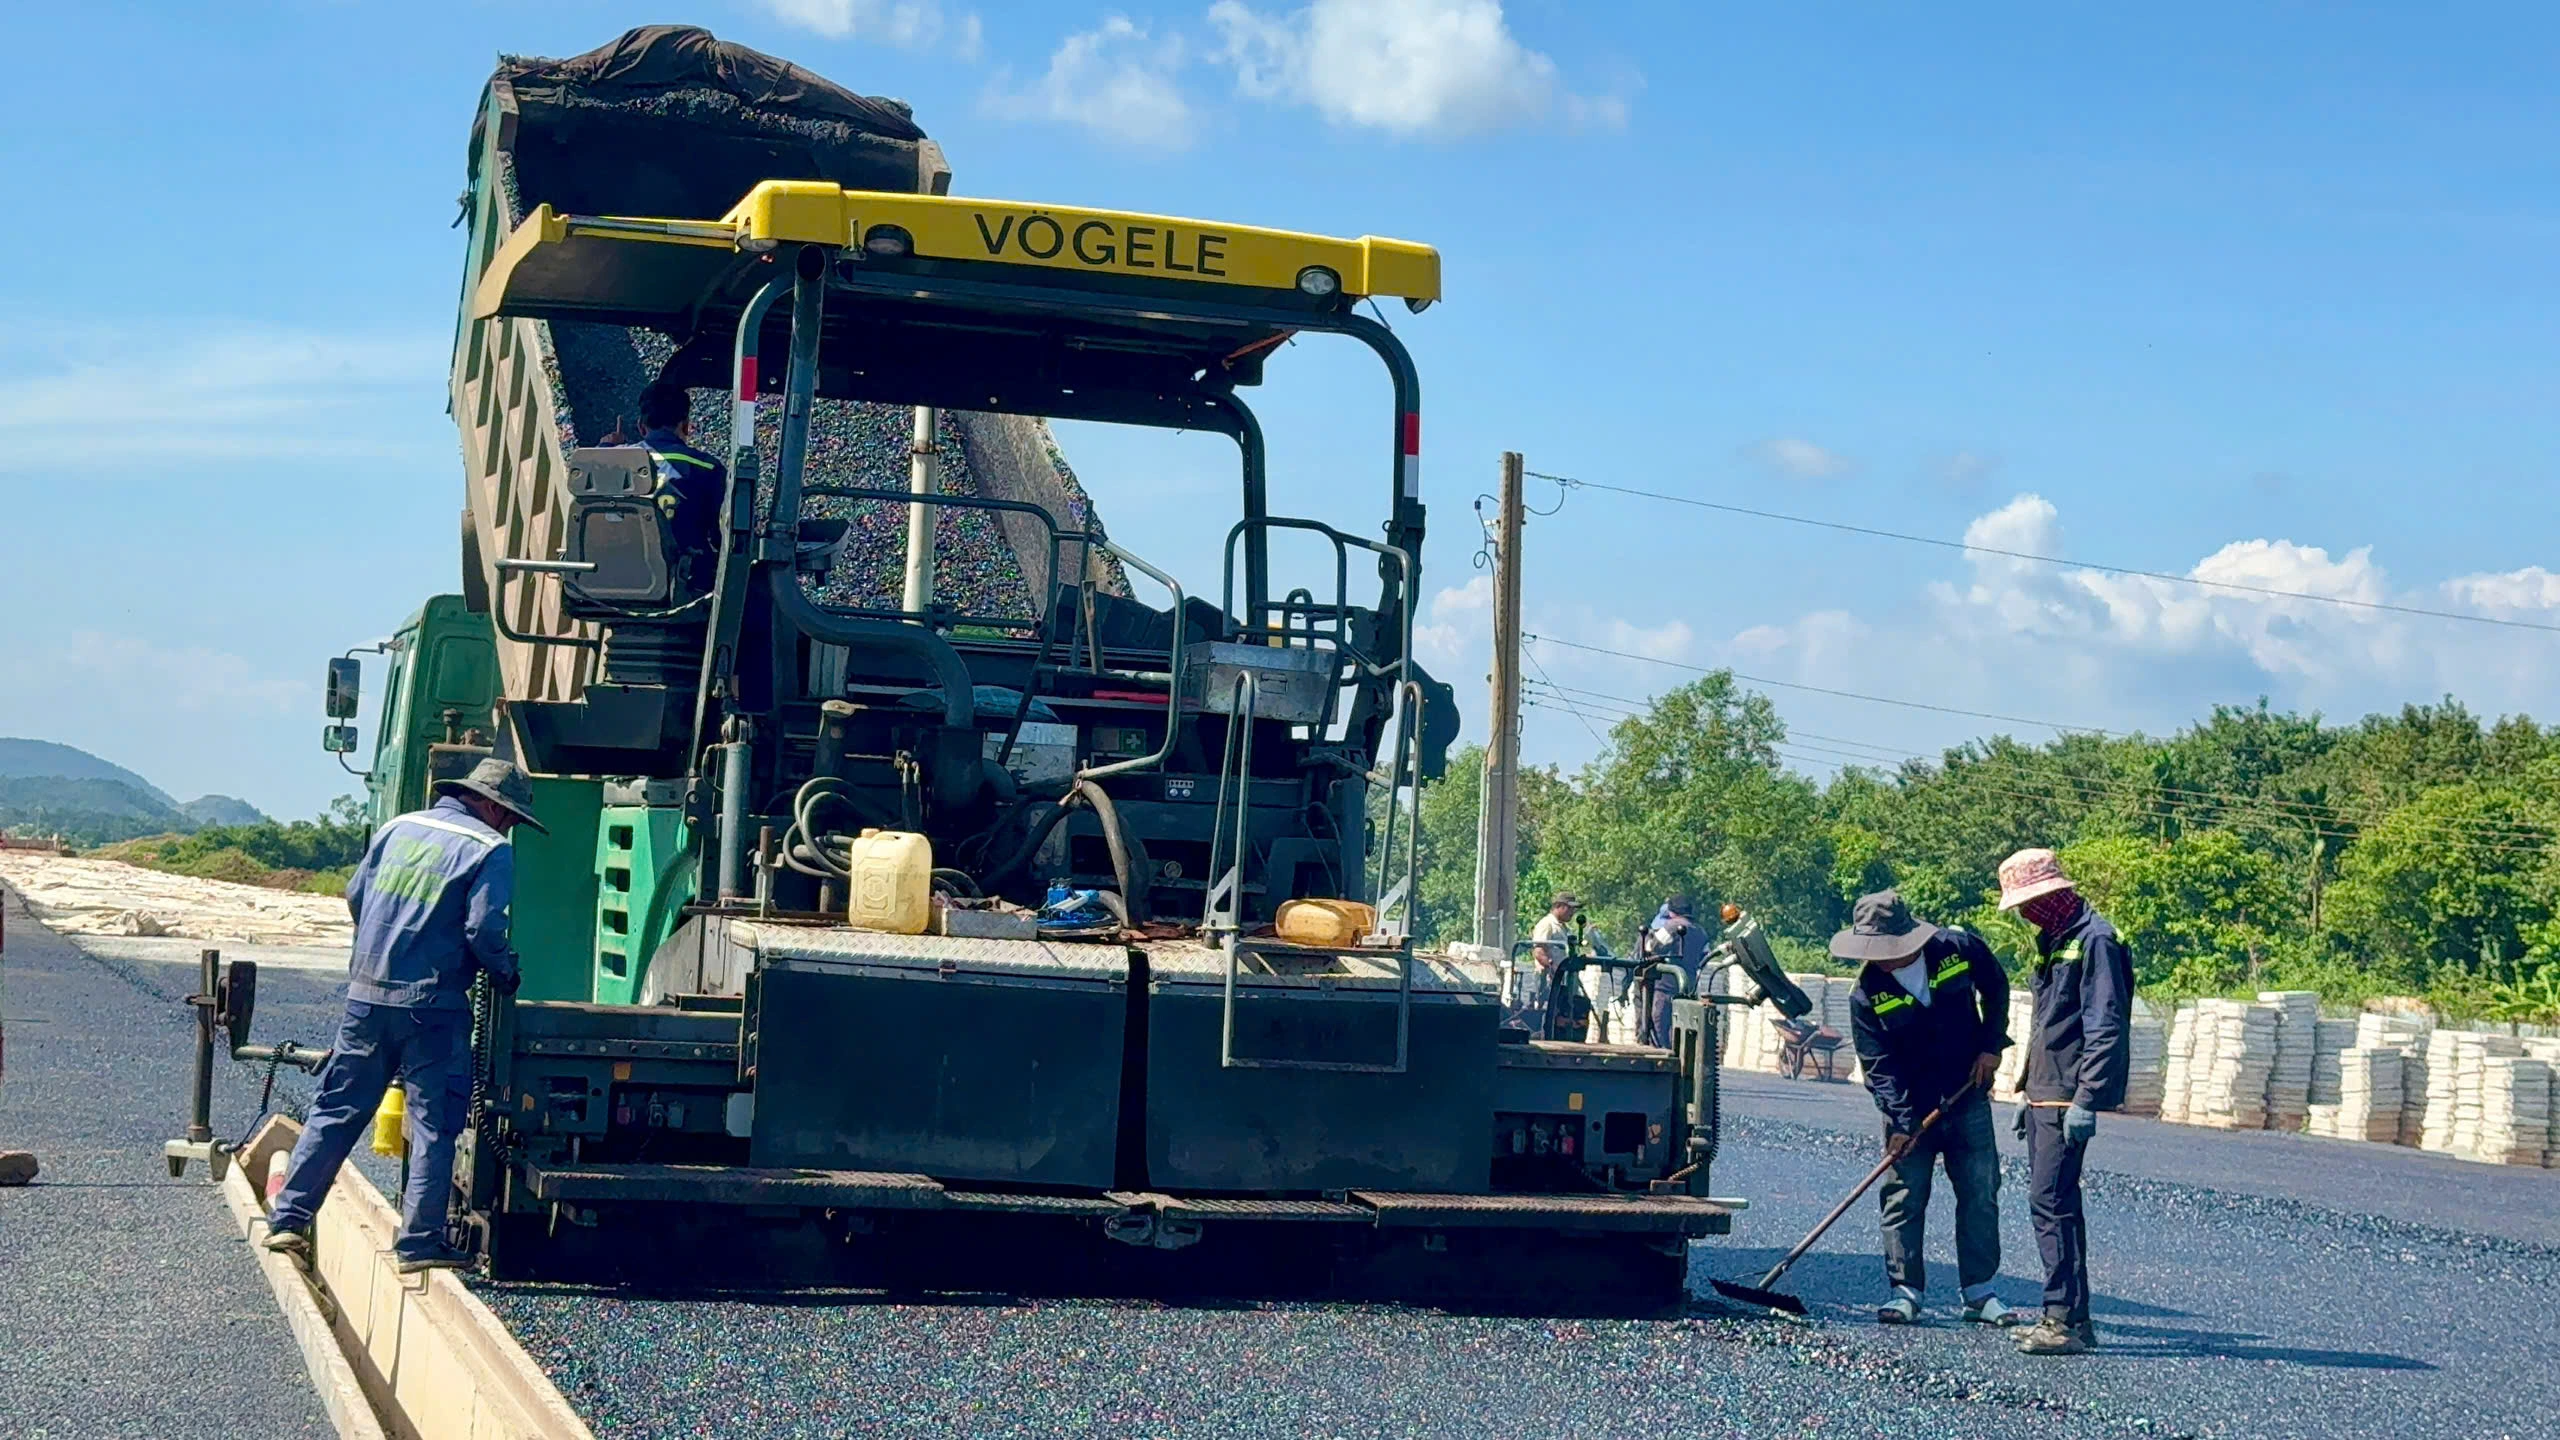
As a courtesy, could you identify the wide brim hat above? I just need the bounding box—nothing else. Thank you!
[1996,847,2075,911]
[1830,889,1937,963]
[434,757,549,834]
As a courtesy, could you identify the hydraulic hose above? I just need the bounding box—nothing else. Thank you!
[1073,779,1150,925]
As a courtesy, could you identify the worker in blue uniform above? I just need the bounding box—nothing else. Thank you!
[638,380,727,591]
[261,759,540,1273]
[1839,890,2018,1327]
[1640,895,1709,1045]
[1999,848,2135,1356]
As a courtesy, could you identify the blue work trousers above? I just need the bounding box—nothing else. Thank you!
[1642,964,1696,1047]
[2026,1104,2093,1325]
[1878,1092,2001,1297]
[269,1001,471,1259]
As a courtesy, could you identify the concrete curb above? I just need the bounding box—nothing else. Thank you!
[230,1118,596,1440]
[220,1156,389,1440]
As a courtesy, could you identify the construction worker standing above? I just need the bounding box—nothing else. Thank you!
[1640,895,1708,1045]
[261,759,541,1274]
[1998,848,2135,1356]
[1837,891,2018,1327]
[1520,893,1576,1032]
[638,380,727,590]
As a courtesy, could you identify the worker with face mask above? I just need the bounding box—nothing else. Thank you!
[1998,848,2135,1357]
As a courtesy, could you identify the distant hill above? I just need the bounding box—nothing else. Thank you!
[0,738,179,808]
[0,776,192,846]
[180,794,267,827]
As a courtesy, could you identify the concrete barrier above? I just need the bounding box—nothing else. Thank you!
[227,1117,594,1440]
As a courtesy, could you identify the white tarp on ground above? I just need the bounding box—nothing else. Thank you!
[0,854,353,948]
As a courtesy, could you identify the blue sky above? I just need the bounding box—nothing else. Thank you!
[0,2,2552,816]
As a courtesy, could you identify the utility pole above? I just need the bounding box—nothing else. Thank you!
[1474,451,1525,956]
[902,406,940,618]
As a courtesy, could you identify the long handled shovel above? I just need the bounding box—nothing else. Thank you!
[1708,1081,1980,1317]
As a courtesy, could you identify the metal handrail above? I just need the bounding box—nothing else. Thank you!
[1219,935,1414,1076]
[1073,539,1186,782]
[1203,670,1259,936]
[796,484,1105,633]
[1218,516,1412,682]
[1369,679,1425,939]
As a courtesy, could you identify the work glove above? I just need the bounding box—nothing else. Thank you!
[1968,1052,2001,1092]
[488,968,522,998]
[2011,1103,2029,1141]
[1883,1130,1916,1163]
[2063,1103,2098,1145]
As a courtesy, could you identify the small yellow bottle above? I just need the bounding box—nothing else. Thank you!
[371,1083,408,1158]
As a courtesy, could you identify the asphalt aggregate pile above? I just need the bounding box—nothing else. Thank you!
[481,1071,2560,1440]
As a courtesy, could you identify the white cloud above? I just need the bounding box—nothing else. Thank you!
[757,0,977,51]
[58,630,302,716]
[1206,0,1623,137]
[0,328,439,470]
[1749,435,1855,481]
[1941,449,2000,489]
[1432,574,1493,617]
[1604,616,1692,662]
[985,16,1196,149]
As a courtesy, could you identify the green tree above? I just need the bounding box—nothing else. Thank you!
[2321,774,2557,982]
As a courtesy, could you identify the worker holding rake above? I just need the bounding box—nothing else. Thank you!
[1839,890,2018,1327]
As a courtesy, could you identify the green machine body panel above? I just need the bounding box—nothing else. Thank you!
[363,595,497,827]
[595,800,696,1005]
[356,595,603,1003]
[514,777,604,1002]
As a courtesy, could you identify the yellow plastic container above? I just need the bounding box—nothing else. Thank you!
[1274,898,1376,948]
[371,1083,407,1158]
[846,829,934,935]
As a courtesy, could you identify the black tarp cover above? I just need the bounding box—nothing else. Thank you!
[499,24,926,141]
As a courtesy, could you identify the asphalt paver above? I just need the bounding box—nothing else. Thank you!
[0,890,342,1440]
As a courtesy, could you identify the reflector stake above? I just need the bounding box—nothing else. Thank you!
[1401,411,1422,499]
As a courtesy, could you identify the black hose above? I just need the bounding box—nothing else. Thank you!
[1073,779,1149,925]
[985,799,1070,885]
[931,867,981,898]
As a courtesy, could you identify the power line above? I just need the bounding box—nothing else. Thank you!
[1519,638,1603,744]
[1523,633,2125,735]
[1526,470,2560,637]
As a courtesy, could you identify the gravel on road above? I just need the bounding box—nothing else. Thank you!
[0,889,341,1440]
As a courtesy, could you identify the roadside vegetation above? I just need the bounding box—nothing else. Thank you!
[1419,677,2560,1026]
[89,797,370,897]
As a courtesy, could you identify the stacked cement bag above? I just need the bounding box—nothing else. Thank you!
[2122,1005,2168,1116]
[2194,1001,2278,1130]
[2259,991,2321,1131]
[2159,1003,2198,1123]
[2529,1040,2560,1167]
[2306,1048,2404,1142]
[2472,1056,2551,1166]
[2307,1018,2361,1106]
[2418,1030,2467,1151]
[2450,1033,2527,1155]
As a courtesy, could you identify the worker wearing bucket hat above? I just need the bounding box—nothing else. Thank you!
[1838,891,2016,1327]
[263,758,537,1275]
[1998,848,2134,1357]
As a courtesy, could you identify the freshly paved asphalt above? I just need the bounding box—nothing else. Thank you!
[0,889,344,1440]
[486,1067,2560,1440]
[11,891,2555,1440]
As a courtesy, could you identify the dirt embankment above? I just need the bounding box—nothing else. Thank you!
[0,853,352,948]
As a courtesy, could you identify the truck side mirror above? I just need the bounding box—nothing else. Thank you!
[325,657,362,719]
[322,725,359,754]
